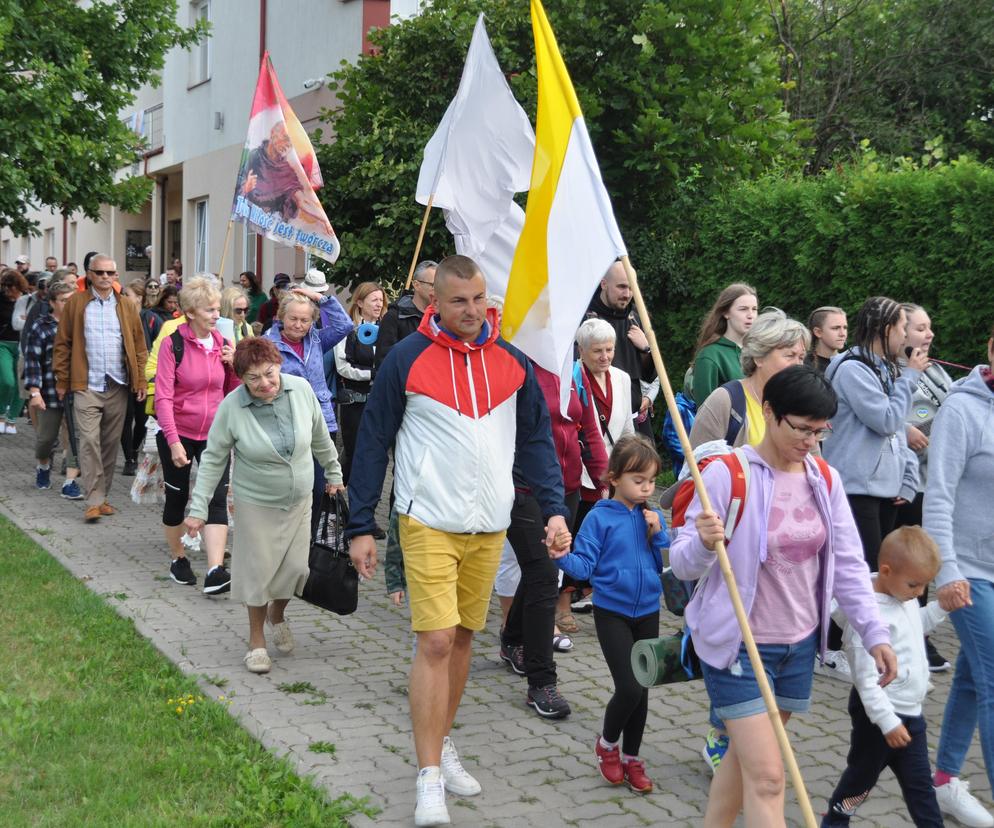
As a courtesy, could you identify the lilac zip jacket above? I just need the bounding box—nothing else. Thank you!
[670,446,890,670]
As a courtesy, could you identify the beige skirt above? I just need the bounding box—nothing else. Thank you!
[231,496,312,606]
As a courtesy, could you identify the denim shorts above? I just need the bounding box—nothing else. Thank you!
[700,631,818,721]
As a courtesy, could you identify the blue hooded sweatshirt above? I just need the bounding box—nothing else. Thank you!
[557,499,669,619]
[822,347,921,501]
[923,366,994,587]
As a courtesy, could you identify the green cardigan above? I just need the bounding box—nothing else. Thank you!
[188,373,342,519]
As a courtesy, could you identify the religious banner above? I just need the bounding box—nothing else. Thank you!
[231,52,340,263]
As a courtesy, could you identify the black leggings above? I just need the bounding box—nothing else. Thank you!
[829,494,898,649]
[593,606,659,756]
[120,392,148,463]
[157,431,229,527]
[896,492,930,608]
[338,401,365,486]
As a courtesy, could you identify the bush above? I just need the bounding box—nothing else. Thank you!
[657,157,994,373]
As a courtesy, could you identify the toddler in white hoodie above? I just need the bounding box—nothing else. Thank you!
[822,526,946,827]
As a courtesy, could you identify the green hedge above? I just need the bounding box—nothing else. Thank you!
[655,158,994,375]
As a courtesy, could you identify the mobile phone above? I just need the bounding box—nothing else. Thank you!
[905,346,914,358]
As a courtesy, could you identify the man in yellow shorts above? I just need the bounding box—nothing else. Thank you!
[346,254,570,827]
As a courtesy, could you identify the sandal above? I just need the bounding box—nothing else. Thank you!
[552,633,574,652]
[555,612,579,634]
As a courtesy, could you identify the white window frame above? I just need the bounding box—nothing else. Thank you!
[194,199,209,273]
[190,0,211,86]
[242,224,257,275]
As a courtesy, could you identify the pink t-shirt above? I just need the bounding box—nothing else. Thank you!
[749,469,826,644]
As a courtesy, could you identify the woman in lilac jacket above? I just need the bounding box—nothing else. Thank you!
[264,286,352,536]
[671,366,896,827]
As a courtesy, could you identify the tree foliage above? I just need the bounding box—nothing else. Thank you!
[315,0,798,296]
[0,0,204,236]
[769,0,994,171]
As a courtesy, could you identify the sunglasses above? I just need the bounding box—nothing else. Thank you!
[91,269,117,276]
[233,307,248,314]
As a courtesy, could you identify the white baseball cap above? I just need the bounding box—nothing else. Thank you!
[14,254,29,265]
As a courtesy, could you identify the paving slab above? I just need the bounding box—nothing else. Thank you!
[0,427,989,826]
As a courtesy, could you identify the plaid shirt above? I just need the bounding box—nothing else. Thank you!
[83,289,127,391]
[22,313,61,409]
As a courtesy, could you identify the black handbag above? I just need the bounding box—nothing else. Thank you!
[296,493,358,615]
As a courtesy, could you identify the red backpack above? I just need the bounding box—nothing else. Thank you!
[670,449,833,542]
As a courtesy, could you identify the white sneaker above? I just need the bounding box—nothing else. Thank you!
[4,423,16,435]
[815,650,852,683]
[440,735,481,796]
[936,778,994,827]
[414,766,450,827]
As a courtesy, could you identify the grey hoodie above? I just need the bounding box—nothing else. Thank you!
[823,347,921,501]
[923,366,994,587]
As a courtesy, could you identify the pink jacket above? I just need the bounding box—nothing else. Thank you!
[670,446,890,669]
[154,324,239,445]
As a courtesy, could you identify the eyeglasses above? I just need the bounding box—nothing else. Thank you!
[415,279,434,287]
[233,307,248,314]
[91,269,117,276]
[243,367,279,385]
[782,416,832,442]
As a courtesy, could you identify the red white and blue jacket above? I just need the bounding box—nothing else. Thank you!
[345,307,568,537]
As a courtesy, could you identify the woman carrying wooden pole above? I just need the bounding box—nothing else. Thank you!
[620,256,896,827]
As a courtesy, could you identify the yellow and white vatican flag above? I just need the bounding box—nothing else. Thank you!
[503,0,627,412]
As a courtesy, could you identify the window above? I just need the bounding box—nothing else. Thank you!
[242,224,257,274]
[1,240,9,265]
[190,0,211,86]
[142,103,164,151]
[43,229,55,258]
[194,199,209,273]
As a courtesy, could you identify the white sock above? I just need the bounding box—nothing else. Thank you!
[599,736,619,750]
[38,463,50,470]
[622,753,638,763]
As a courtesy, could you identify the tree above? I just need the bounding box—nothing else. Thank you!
[314,0,800,301]
[768,0,994,171]
[0,0,205,236]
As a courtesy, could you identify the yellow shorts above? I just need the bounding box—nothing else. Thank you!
[398,514,506,632]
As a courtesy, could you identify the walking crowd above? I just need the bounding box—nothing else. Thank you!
[1,250,993,828]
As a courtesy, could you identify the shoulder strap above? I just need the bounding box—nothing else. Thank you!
[722,380,747,445]
[170,329,185,368]
[720,448,750,542]
[813,455,833,493]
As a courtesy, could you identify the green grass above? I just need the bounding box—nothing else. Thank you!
[0,515,376,827]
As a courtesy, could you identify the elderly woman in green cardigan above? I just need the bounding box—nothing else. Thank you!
[185,337,344,674]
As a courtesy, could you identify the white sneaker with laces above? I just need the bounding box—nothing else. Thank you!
[816,649,852,683]
[414,766,450,827]
[440,735,481,796]
[936,778,994,827]
[5,423,17,435]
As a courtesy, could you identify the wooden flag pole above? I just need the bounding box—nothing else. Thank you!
[216,219,235,283]
[404,195,435,290]
[619,254,818,828]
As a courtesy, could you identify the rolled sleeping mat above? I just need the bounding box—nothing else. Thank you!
[631,633,697,688]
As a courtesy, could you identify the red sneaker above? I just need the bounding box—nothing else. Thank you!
[623,758,653,794]
[595,738,624,785]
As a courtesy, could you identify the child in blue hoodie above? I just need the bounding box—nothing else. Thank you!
[550,434,669,794]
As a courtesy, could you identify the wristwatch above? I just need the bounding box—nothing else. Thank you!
[29,390,40,398]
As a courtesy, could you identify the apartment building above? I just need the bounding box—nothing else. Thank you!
[0,0,420,287]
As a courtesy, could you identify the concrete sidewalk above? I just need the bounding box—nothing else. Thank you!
[0,426,989,826]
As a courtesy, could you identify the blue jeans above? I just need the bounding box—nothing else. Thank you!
[936,578,994,791]
[701,631,817,721]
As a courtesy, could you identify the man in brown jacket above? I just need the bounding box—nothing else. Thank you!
[54,254,147,522]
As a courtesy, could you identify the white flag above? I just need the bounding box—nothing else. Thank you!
[415,14,534,299]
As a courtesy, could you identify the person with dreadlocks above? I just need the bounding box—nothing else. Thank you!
[817,297,929,682]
